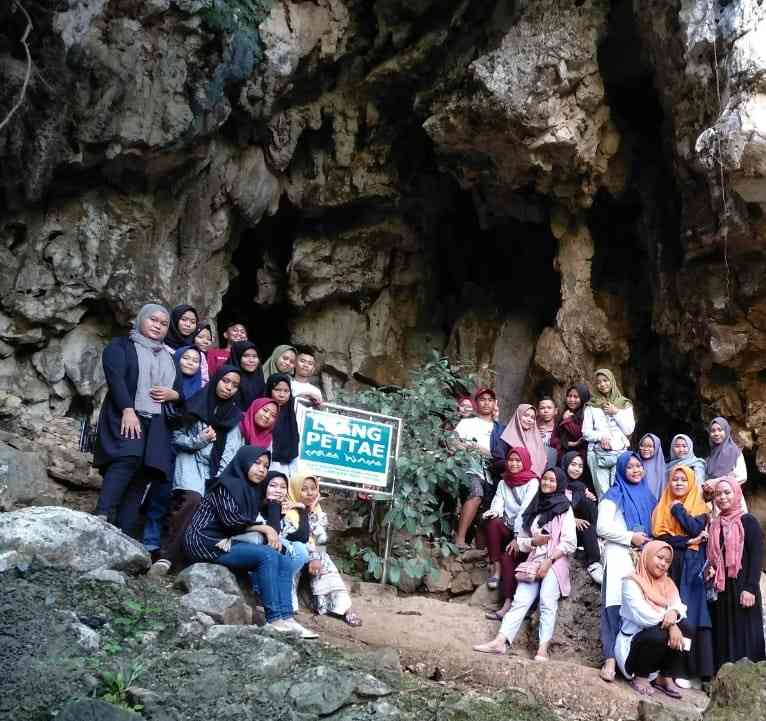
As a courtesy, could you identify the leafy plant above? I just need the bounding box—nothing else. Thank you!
[338,353,483,587]
[96,659,147,712]
[101,594,163,655]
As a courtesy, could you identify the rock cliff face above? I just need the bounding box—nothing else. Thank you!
[2,1,766,496]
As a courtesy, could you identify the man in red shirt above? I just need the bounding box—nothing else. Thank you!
[207,320,248,377]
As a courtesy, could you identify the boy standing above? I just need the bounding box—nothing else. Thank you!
[207,320,248,377]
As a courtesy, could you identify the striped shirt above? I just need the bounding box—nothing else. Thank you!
[183,486,250,562]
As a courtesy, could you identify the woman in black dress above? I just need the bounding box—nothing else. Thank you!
[706,477,765,671]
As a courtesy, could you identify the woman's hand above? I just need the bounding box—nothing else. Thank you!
[149,386,179,403]
[536,559,553,579]
[630,531,650,547]
[215,538,232,553]
[667,624,684,651]
[261,526,281,551]
[532,533,550,547]
[575,518,591,531]
[687,530,708,547]
[121,408,142,439]
[702,479,717,496]
[603,403,618,417]
[562,409,573,420]
[661,609,679,629]
[505,539,518,557]
[599,435,612,450]
[483,510,499,520]
[585,489,597,502]
[200,425,217,443]
[308,559,322,576]
[740,591,756,608]
[670,499,682,507]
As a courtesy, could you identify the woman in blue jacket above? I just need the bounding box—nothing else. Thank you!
[94,304,178,538]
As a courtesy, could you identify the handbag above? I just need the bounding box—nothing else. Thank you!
[593,446,621,469]
[515,560,542,583]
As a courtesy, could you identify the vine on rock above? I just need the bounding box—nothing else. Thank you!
[339,352,482,589]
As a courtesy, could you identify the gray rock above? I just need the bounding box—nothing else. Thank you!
[204,625,300,673]
[176,610,216,642]
[57,699,142,721]
[0,507,150,573]
[61,319,107,397]
[79,568,127,585]
[175,563,242,597]
[288,666,359,716]
[468,582,500,609]
[0,441,60,511]
[71,622,100,652]
[178,588,252,625]
[173,0,212,13]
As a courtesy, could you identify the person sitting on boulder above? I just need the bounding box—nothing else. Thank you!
[474,466,576,661]
[94,303,177,539]
[148,366,243,576]
[182,447,316,638]
[288,472,362,627]
[615,541,691,699]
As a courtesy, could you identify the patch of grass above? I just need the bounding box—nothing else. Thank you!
[95,658,147,713]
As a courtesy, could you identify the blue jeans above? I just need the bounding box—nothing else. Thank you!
[142,478,172,551]
[249,541,309,613]
[216,542,296,622]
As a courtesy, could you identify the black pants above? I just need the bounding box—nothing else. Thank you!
[626,621,695,678]
[158,490,203,568]
[572,495,600,565]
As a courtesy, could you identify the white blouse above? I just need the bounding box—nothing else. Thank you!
[582,405,635,452]
[488,479,540,535]
[596,497,636,608]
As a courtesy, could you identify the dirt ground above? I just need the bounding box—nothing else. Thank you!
[298,581,710,721]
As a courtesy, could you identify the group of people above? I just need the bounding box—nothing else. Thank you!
[93,303,361,639]
[455,373,764,697]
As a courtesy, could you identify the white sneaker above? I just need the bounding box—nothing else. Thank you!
[266,619,297,633]
[285,618,319,639]
[675,678,692,689]
[587,562,604,585]
[147,559,171,578]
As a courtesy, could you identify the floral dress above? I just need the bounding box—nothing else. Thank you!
[307,508,352,616]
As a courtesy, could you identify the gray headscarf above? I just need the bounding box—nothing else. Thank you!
[666,434,706,485]
[129,304,176,415]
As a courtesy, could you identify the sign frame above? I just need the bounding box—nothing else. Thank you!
[298,402,402,499]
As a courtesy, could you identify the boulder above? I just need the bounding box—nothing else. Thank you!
[704,659,766,721]
[287,665,391,716]
[0,507,150,573]
[175,563,242,597]
[0,441,62,510]
[56,699,142,721]
[203,625,300,673]
[79,569,127,586]
[178,588,253,625]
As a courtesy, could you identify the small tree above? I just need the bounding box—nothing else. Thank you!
[339,352,484,588]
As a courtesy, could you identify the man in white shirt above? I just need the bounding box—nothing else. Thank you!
[453,388,497,549]
[291,347,323,436]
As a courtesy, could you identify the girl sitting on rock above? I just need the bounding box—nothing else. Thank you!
[474,466,576,661]
[182,447,314,638]
[148,365,243,576]
[288,472,362,627]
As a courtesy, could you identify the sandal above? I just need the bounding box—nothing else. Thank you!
[629,679,655,697]
[599,664,616,683]
[484,610,505,621]
[344,610,363,627]
[651,680,682,699]
[473,642,507,655]
[486,575,499,590]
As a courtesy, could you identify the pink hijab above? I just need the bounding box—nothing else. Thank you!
[707,477,746,593]
[240,398,278,449]
[501,403,547,476]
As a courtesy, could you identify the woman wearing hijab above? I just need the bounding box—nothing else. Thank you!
[265,373,301,477]
[287,472,362,626]
[482,447,540,609]
[182,447,316,638]
[615,541,691,698]
[651,465,713,685]
[240,397,279,448]
[474,467,576,661]
[230,340,266,409]
[500,403,548,477]
[192,322,213,385]
[94,304,177,538]
[148,365,244,576]
[262,344,298,379]
[666,434,706,488]
[583,369,635,498]
[637,433,667,499]
[561,451,603,584]
[706,477,765,670]
[163,304,199,352]
[596,451,656,682]
[550,383,590,464]
[143,345,204,555]
[705,417,747,494]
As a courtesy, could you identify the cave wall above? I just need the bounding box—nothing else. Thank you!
[2,0,766,498]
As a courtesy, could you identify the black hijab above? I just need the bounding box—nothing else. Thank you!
[208,446,271,524]
[265,372,299,464]
[183,364,243,477]
[165,304,199,350]
[230,340,266,408]
[521,466,571,533]
[566,383,590,424]
[561,450,588,507]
